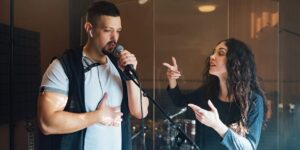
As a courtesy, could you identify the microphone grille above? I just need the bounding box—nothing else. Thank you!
[115,44,124,52]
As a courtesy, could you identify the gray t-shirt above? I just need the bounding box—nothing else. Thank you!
[40,53,123,150]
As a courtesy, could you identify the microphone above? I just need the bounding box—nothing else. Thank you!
[113,44,138,80]
[164,107,187,122]
[170,107,187,119]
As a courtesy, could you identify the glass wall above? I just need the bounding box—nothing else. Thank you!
[0,0,71,149]
[153,0,229,149]
[1,0,300,149]
[153,0,278,150]
[278,0,300,149]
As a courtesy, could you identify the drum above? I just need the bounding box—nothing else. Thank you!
[175,119,196,142]
[155,119,196,150]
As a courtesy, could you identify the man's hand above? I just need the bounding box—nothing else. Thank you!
[96,93,123,126]
[118,50,137,71]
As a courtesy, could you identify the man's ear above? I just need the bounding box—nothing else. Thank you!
[84,22,93,38]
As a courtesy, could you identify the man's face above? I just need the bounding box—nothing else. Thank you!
[91,15,122,54]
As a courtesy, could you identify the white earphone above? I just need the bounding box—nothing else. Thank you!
[89,30,93,38]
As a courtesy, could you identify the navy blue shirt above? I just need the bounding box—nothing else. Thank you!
[167,85,264,150]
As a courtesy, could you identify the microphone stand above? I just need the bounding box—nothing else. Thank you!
[124,70,200,150]
[131,128,145,140]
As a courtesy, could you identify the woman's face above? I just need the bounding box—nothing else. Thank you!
[209,41,228,79]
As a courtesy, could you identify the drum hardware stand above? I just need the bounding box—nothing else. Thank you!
[131,126,147,140]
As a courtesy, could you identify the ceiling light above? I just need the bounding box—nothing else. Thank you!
[198,4,216,13]
[138,0,148,5]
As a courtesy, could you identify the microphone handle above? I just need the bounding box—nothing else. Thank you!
[124,64,138,80]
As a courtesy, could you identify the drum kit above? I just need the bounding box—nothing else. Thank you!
[131,108,197,150]
[155,119,196,150]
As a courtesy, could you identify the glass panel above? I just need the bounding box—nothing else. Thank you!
[2,0,300,149]
[154,0,229,149]
[1,0,73,149]
[154,0,281,150]
[279,0,300,150]
[228,1,279,150]
[114,1,154,150]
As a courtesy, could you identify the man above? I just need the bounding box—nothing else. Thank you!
[37,1,149,150]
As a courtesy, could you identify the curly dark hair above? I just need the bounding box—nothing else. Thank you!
[202,38,266,135]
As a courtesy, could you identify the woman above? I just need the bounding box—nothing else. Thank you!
[163,38,266,150]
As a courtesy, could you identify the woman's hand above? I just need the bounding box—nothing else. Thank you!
[188,100,228,137]
[163,57,181,88]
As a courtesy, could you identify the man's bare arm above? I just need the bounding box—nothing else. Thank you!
[37,92,122,135]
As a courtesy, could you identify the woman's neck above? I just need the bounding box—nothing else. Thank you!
[219,77,230,102]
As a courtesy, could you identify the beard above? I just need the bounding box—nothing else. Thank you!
[101,41,117,55]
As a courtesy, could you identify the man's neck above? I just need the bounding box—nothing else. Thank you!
[83,41,107,65]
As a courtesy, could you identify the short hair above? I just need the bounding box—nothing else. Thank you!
[86,1,120,26]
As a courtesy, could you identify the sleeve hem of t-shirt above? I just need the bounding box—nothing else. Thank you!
[40,86,68,96]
